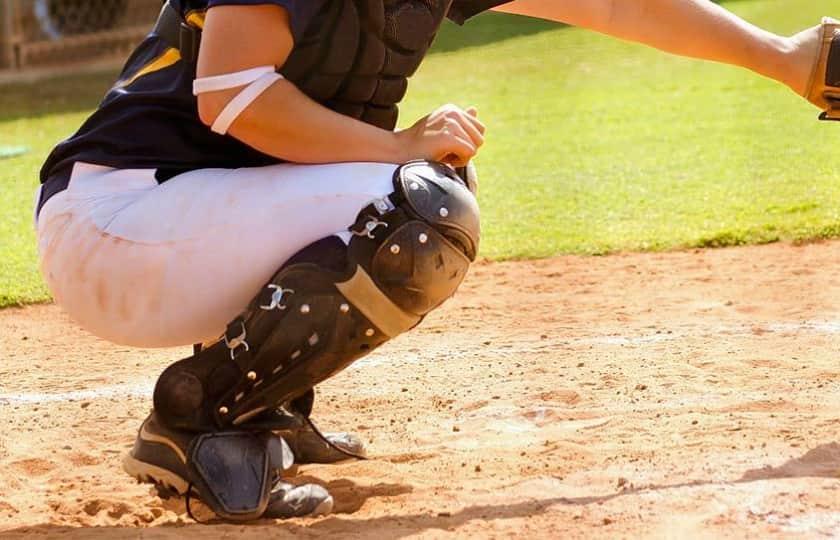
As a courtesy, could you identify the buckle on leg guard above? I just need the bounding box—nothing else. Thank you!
[224,319,250,360]
[351,216,389,239]
[260,285,294,311]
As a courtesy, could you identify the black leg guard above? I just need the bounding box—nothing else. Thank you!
[154,161,479,433]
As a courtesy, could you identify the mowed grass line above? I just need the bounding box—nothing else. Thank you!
[1,0,839,307]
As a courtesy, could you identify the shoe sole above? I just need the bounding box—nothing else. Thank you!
[123,454,331,517]
[122,453,190,495]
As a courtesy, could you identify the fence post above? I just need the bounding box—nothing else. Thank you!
[1,0,23,70]
[1,0,12,69]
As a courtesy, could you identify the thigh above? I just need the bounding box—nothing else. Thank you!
[38,161,398,347]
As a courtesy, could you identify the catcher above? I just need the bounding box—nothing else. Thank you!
[36,0,840,521]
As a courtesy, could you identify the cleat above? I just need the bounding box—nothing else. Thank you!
[124,412,332,520]
[281,425,367,464]
[123,413,192,495]
[264,481,334,519]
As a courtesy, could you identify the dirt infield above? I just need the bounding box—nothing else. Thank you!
[1,242,839,539]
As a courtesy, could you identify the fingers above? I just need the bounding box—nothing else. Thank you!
[448,105,485,136]
[438,127,477,167]
[436,105,485,148]
[457,116,485,149]
[403,104,487,166]
[464,106,486,135]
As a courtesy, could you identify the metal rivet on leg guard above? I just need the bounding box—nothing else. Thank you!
[247,371,257,381]
[340,303,350,313]
[308,333,319,346]
[365,328,375,337]
[219,406,229,415]
[439,207,449,218]
[419,233,428,244]
[300,304,311,314]
[291,350,301,360]
[390,244,400,254]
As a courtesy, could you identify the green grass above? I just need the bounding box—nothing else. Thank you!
[2,0,840,306]
[0,72,116,307]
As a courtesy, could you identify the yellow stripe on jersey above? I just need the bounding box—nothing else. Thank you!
[185,10,206,29]
[116,47,182,89]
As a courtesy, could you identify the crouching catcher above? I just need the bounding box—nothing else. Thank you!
[123,161,480,521]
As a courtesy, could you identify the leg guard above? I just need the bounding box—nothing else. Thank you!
[154,161,479,432]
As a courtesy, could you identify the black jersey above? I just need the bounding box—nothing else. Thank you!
[38,0,510,213]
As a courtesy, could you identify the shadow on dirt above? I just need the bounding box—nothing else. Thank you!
[738,443,840,482]
[295,476,414,515]
[3,444,838,539]
[0,496,569,539]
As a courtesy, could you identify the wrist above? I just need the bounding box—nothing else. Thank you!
[389,129,413,163]
[755,33,809,95]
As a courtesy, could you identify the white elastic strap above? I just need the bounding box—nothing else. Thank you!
[192,66,276,95]
[211,72,284,135]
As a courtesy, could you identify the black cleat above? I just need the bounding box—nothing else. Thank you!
[123,412,193,495]
[123,412,333,520]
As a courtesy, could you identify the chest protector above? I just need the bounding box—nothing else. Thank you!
[281,0,453,130]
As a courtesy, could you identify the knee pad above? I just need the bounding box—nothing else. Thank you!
[154,161,479,431]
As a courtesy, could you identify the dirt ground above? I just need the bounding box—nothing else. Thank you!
[1,241,839,539]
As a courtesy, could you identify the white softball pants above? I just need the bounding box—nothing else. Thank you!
[36,161,398,348]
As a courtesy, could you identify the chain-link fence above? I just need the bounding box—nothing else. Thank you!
[1,0,161,71]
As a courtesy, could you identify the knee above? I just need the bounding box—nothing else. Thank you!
[364,161,480,317]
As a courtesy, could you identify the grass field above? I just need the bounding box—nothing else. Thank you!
[1,0,839,307]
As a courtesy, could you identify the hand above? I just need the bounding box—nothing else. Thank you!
[396,104,486,167]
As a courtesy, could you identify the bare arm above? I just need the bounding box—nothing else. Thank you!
[197,5,484,165]
[492,0,816,96]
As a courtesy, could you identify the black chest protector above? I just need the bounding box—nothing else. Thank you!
[281,0,453,130]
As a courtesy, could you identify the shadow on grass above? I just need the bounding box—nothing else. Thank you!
[432,12,562,54]
[0,13,561,123]
[0,70,118,124]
